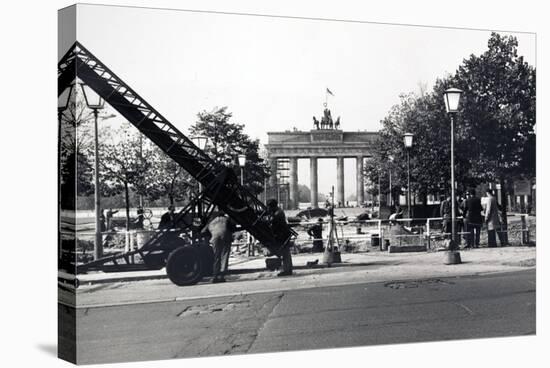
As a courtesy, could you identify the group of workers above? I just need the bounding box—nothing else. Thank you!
[158,198,294,284]
[440,188,506,248]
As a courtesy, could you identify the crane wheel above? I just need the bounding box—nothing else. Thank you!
[166,246,203,286]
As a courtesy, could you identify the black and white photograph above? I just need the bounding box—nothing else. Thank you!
[54,3,539,365]
[3,1,548,367]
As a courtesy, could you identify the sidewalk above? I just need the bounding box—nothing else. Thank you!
[62,246,536,308]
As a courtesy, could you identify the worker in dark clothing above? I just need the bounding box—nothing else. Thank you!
[99,209,107,232]
[105,208,118,230]
[307,218,324,252]
[204,213,237,283]
[440,193,463,245]
[134,206,144,230]
[158,205,176,229]
[462,189,483,248]
[266,199,293,276]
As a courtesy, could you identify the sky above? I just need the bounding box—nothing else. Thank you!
[62,4,536,199]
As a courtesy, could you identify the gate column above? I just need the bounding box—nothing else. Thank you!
[268,158,277,201]
[310,157,318,208]
[337,157,345,206]
[356,156,364,206]
[289,157,298,209]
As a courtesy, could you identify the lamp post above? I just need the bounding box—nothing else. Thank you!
[191,136,209,213]
[443,87,463,264]
[191,136,208,191]
[388,155,394,208]
[238,154,246,186]
[58,85,73,261]
[403,133,414,219]
[80,83,105,260]
[377,171,381,217]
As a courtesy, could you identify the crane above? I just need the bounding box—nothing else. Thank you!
[58,42,296,286]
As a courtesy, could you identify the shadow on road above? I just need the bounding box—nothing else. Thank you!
[227,260,403,275]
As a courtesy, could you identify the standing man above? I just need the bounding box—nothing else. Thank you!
[105,208,118,231]
[99,209,107,232]
[134,206,144,230]
[440,193,461,242]
[307,218,324,252]
[266,199,294,276]
[204,212,236,283]
[440,194,452,239]
[463,189,483,248]
[485,190,501,247]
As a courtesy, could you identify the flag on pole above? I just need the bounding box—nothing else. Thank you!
[326,88,334,96]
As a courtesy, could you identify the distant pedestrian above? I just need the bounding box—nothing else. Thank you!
[389,205,403,225]
[134,206,144,230]
[266,199,293,276]
[440,194,460,242]
[440,195,452,238]
[463,189,483,248]
[99,209,107,232]
[106,208,118,231]
[204,212,237,283]
[307,218,324,252]
[158,205,176,229]
[484,190,501,247]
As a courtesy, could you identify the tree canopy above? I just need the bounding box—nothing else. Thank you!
[189,107,270,195]
[364,32,536,207]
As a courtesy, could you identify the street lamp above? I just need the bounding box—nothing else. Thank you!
[443,87,463,264]
[238,154,246,186]
[403,133,414,219]
[80,83,105,260]
[191,136,209,151]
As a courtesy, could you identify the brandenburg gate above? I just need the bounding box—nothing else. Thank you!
[265,122,379,209]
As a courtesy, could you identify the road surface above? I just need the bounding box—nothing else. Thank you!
[68,269,535,364]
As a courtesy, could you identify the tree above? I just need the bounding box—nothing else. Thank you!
[137,142,194,206]
[364,90,458,208]
[364,32,535,233]
[59,90,96,208]
[99,122,149,230]
[189,107,270,195]
[454,33,536,238]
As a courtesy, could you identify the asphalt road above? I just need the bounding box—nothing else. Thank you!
[69,269,535,364]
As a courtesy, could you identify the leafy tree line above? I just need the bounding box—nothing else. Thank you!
[65,106,270,229]
[365,33,536,231]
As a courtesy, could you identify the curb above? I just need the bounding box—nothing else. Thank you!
[64,267,535,309]
[78,273,169,286]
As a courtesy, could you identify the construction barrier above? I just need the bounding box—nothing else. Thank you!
[60,214,535,264]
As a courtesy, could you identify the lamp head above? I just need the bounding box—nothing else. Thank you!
[403,133,414,148]
[80,83,105,110]
[238,154,246,167]
[443,87,463,113]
